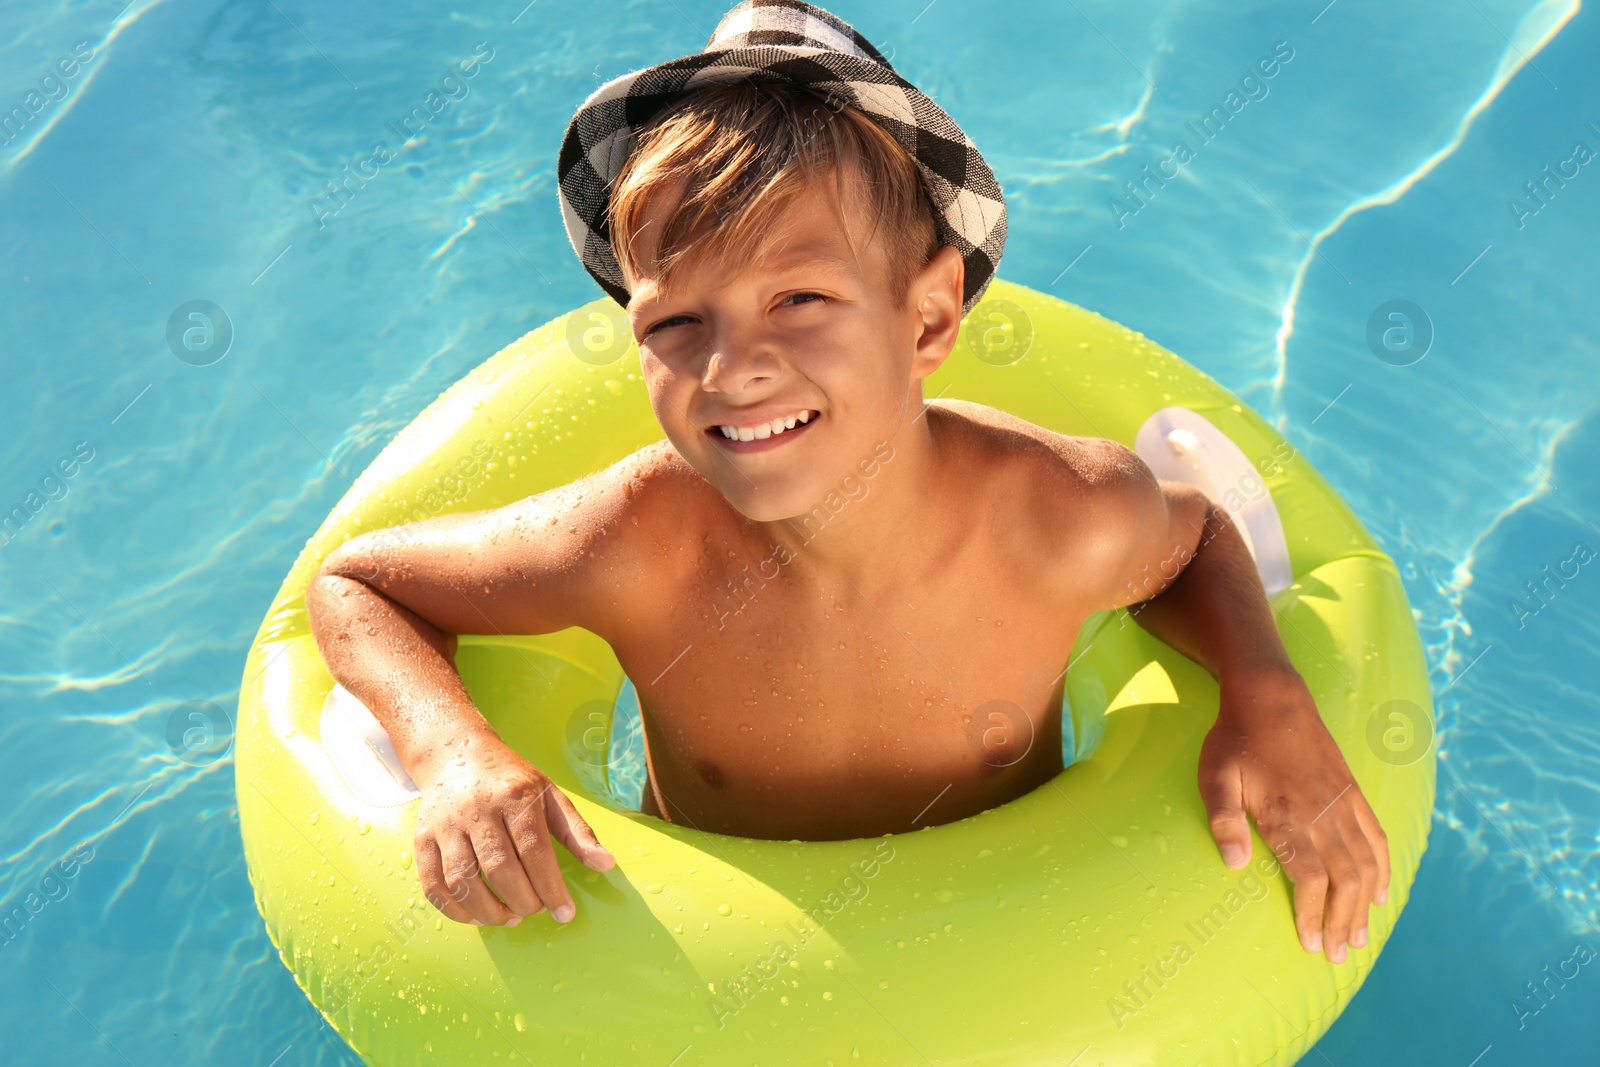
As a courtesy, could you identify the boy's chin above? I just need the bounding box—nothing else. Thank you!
[715,482,830,526]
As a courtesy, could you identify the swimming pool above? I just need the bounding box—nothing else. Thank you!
[1,0,1595,1063]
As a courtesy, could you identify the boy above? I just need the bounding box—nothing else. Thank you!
[306,0,1387,968]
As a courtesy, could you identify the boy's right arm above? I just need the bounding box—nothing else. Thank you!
[305,453,670,928]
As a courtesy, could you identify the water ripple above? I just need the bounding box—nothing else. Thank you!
[1267,0,1581,402]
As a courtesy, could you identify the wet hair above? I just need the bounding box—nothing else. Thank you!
[607,79,943,313]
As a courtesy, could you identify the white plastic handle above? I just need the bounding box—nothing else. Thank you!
[1133,406,1294,597]
[320,684,421,807]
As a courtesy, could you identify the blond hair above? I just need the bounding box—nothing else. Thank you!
[607,80,942,312]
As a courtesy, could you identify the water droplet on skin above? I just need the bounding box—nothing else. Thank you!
[717,903,732,915]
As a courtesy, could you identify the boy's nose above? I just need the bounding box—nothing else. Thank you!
[700,340,782,394]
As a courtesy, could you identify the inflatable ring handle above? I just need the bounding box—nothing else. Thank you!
[320,684,421,808]
[1134,406,1294,596]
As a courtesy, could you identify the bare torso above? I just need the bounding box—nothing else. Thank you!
[594,400,1107,840]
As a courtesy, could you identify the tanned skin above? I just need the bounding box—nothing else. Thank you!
[307,168,1387,966]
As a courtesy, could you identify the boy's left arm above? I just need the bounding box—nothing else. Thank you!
[1095,456,1388,966]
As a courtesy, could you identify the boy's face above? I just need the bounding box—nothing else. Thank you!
[623,171,963,524]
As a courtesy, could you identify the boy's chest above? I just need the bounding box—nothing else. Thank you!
[606,527,1094,837]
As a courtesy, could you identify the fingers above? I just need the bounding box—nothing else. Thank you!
[1273,788,1386,964]
[470,818,544,923]
[504,791,581,923]
[438,831,519,926]
[1351,792,1391,906]
[1333,805,1381,951]
[1199,759,1251,870]
[544,783,617,872]
[1276,831,1328,956]
[410,759,619,929]
[1309,823,1362,964]
[414,835,476,926]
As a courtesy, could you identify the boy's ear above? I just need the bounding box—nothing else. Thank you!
[908,245,966,379]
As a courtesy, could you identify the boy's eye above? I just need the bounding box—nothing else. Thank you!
[645,314,694,336]
[642,293,829,338]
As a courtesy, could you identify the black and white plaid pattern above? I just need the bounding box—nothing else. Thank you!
[557,0,1008,318]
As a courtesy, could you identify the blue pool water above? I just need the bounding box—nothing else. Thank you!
[3,0,1597,1063]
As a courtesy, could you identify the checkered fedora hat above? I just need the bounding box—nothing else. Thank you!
[556,0,1008,318]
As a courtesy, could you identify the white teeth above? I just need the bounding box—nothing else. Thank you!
[715,411,816,442]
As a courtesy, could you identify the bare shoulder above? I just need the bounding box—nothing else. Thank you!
[478,439,721,636]
[560,437,721,572]
[927,398,1158,583]
[928,398,1149,492]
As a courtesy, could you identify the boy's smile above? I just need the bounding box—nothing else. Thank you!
[705,407,821,451]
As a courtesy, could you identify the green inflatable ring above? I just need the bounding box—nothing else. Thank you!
[237,278,1436,1066]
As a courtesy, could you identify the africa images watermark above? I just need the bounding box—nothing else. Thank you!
[0,41,95,150]
[705,439,897,629]
[1510,941,1595,1030]
[340,435,501,578]
[1106,844,1294,1028]
[1108,40,1297,229]
[1506,116,1600,231]
[0,844,95,948]
[317,892,443,1023]
[705,837,896,1030]
[1,440,96,550]
[1510,539,1594,630]
[309,41,496,230]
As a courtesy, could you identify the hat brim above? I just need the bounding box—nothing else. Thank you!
[557,46,1007,318]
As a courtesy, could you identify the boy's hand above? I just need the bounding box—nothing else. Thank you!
[411,737,616,927]
[1197,668,1390,965]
